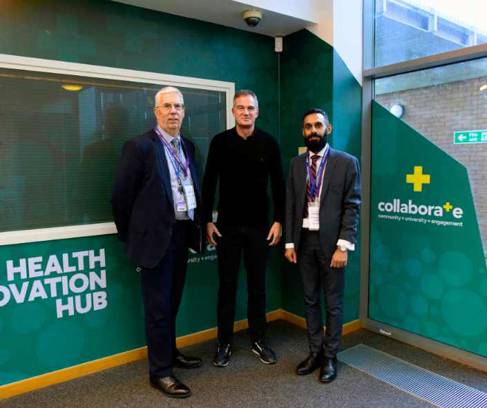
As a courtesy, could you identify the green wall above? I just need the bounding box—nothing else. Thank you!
[0,0,278,134]
[279,30,362,324]
[0,0,282,385]
[0,237,144,384]
[370,102,487,357]
[0,2,363,386]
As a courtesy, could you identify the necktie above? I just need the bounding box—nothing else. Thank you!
[304,154,320,218]
[171,138,180,156]
[171,138,187,177]
[172,137,194,220]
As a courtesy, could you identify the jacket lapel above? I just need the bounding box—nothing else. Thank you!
[151,130,174,207]
[297,154,308,207]
[319,148,337,204]
[182,135,201,199]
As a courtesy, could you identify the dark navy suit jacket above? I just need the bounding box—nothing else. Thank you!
[111,129,202,268]
[285,148,361,257]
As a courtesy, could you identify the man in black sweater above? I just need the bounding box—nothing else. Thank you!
[202,89,285,367]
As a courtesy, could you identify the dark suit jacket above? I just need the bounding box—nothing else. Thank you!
[111,129,202,268]
[285,148,361,257]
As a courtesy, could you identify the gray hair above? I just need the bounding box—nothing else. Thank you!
[233,89,258,107]
[154,86,184,106]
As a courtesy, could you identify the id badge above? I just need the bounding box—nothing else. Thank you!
[176,196,187,212]
[308,202,320,231]
[183,183,197,210]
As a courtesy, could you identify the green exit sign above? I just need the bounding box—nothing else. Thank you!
[453,130,487,144]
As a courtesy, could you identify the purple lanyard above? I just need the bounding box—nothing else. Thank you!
[155,128,189,178]
[306,145,329,200]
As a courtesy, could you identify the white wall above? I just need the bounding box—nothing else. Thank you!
[307,0,334,45]
[234,0,318,23]
[333,0,363,85]
[307,0,363,85]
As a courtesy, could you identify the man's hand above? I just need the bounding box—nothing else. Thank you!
[330,248,347,268]
[284,248,297,264]
[266,222,282,246]
[206,222,222,246]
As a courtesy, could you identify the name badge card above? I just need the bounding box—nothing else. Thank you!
[183,180,197,210]
[176,195,187,212]
[308,201,320,231]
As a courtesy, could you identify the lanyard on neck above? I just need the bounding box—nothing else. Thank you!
[306,146,329,200]
[155,127,189,178]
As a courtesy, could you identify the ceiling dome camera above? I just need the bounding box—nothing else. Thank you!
[242,10,262,27]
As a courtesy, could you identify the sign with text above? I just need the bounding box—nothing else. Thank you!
[371,102,487,358]
[0,236,145,386]
[0,234,221,387]
[453,130,487,144]
[2,249,108,319]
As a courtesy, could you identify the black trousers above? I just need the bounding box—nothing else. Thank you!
[297,230,345,358]
[140,221,190,378]
[216,225,269,345]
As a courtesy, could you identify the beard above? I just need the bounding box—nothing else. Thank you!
[304,132,327,153]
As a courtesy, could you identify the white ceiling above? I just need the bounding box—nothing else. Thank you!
[113,0,316,37]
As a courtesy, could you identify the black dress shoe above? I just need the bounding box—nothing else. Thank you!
[296,352,322,375]
[174,350,202,369]
[150,376,192,398]
[319,357,337,383]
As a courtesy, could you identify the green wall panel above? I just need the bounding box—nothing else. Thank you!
[331,50,362,325]
[0,0,281,386]
[279,30,362,324]
[0,236,144,384]
[0,0,278,137]
[370,102,487,357]
[0,2,364,387]
[280,30,333,319]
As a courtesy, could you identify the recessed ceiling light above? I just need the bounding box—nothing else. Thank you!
[61,84,83,92]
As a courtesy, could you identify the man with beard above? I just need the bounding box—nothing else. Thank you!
[203,89,284,367]
[284,108,361,383]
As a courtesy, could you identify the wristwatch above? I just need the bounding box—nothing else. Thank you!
[337,244,348,252]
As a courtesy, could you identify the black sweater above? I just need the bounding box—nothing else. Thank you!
[202,127,285,227]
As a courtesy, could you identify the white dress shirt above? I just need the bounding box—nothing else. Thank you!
[158,127,195,220]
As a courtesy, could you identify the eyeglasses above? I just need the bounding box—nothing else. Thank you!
[155,103,185,111]
[234,105,257,113]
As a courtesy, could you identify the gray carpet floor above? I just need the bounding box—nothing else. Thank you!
[2,321,486,408]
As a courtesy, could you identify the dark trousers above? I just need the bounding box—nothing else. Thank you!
[297,230,345,358]
[140,221,190,378]
[216,226,269,345]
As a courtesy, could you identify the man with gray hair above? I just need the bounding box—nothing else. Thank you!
[203,89,285,367]
[112,86,203,399]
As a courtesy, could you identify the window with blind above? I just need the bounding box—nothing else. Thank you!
[0,64,228,234]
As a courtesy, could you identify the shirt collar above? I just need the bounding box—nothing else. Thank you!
[233,126,256,140]
[308,143,329,158]
[157,126,180,144]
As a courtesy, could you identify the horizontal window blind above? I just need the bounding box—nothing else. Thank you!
[0,68,226,232]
